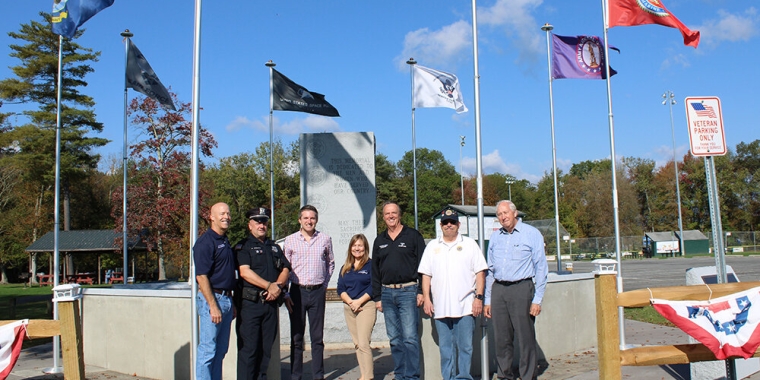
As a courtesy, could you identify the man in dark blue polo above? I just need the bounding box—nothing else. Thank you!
[194,202,237,380]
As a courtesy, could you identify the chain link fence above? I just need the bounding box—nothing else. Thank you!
[722,231,760,254]
[542,231,760,260]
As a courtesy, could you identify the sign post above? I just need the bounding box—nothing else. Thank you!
[685,96,734,380]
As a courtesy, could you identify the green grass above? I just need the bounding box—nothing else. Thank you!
[0,284,55,320]
[1,283,110,348]
[1,284,57,348]
[624,305,674,327]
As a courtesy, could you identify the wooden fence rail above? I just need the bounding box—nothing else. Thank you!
[0,299,84,380]
[595,274,760,379]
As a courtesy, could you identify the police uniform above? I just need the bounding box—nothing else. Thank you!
[235,210,291,380]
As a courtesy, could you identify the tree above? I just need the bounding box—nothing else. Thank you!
[733,140,760,230]
[204,140,301,244]
[396,148,458,237]
[0,13,108,277]
[563,159,641,238]
[112,93,216,280]
[0,163,24,283]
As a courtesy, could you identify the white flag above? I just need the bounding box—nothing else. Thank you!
[126,39,176,111]
[412,65,467,114]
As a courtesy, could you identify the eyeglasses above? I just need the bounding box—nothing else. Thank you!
[441,220,457,226]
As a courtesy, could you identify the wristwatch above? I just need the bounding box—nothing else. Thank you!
[474,294,484,300]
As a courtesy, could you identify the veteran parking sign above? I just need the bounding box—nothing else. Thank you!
[685,96,726,156]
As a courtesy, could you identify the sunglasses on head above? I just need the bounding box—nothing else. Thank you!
[441,220,457,226]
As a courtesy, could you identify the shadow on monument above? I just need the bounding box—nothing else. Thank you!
[301,132,376,229]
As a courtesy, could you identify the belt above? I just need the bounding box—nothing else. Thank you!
[213,289,233,297]
[495,278,532,287]
[295,283,322,291]
[383,281,417,289]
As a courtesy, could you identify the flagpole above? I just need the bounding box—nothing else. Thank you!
[44,33,65,376]
[190,1,203,378]
[266,61,277,240]
[121,30,133,286]
[469,0,489,377]
[406,58,419,230]
[601,0,626,348]
[542,24,563,272]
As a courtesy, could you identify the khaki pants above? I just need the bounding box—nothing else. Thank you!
[343,300,377,379]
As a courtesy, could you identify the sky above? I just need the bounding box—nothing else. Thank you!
[2,1,758,184]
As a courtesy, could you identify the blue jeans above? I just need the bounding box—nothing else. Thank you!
[197,293,234,380]
[435,316,475,380]
[381,285,420,380]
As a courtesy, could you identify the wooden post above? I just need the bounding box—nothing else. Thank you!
[595,273,621,380]
[58,299,85,380]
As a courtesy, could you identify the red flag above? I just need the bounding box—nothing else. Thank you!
[0,320,27,379]
[608,0,700,48]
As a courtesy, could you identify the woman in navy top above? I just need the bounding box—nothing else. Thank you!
[337,234,376,380]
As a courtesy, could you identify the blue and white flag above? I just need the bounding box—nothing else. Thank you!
[52,0,114,38]
[652,286,760,359]
[126,40,176,111]
[412,65,467,114]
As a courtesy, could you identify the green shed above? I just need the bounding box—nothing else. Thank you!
[675,230,710,256]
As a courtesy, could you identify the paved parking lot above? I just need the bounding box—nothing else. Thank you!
[567,255,760,290]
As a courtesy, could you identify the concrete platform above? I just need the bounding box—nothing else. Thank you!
[11,320,760,379]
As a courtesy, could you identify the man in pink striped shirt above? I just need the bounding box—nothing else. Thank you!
[284,204,335,380]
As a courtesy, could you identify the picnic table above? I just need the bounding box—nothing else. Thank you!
[67,273,94,285]
[109,272,124,284]
[37,274,56,286]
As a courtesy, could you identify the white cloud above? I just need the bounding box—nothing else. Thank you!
[660,53,690,70]
[225,115,340,135]
[396,0,544,70]
[397,20,472,70]
[651,144,690,168]
[694,7,758,48]
[478,0,544,66]
[461,149,541,184]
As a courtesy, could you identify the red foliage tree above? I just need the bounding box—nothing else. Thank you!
[112,94,216,280]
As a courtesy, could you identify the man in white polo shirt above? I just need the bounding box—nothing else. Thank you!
[418,209,488,380]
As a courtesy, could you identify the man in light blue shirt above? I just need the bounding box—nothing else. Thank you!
[484,200,548,380]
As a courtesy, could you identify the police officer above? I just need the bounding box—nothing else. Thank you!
[235,207,291,380]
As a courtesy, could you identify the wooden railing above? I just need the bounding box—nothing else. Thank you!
[595,273,760,379]
[0,298,85,380]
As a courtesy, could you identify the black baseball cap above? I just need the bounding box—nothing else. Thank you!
[440,209,459,223]
[246,207,271,222]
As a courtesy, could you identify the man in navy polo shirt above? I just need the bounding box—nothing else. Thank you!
[194,202,237,380]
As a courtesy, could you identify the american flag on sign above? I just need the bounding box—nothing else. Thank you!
[690,102,717,118]
[651,286,760,359]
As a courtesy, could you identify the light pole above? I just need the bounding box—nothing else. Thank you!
[505,175,515,201]
[663,90,685,256]
[460,135,465,205]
